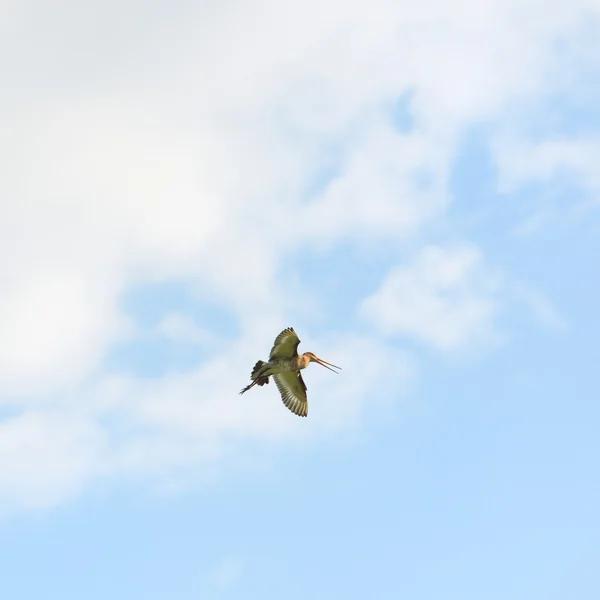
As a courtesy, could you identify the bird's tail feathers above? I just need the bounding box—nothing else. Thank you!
[239,360,270,394]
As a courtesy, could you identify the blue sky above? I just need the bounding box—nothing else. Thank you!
[0,1,599,598]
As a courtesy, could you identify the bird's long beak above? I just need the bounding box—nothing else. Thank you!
[313,356,342,373]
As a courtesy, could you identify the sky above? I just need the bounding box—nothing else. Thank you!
[0,0,599,597]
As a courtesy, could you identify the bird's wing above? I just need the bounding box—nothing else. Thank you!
[269,327,301,360]
[273,371,308,417]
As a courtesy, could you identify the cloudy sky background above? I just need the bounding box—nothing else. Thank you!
[1,0,599,597]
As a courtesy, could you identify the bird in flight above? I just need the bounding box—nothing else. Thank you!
[240,327,341,417]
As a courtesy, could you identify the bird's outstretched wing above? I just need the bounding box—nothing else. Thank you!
[273,371,308,417]
[269,327,301,360]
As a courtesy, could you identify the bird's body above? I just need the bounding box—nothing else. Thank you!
[265,354,310,374]
[239,327,341,417]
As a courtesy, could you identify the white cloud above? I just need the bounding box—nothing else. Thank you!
[0,330,413,513]
[0,271,127,396]
[298,125,449,246]
[0,411,106,512]
[361,244,500,350]
[493,136,600,195]
[0,0,595,511]
[154,314,215,345]
[113,334,413,454]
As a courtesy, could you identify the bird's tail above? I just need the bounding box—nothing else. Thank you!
[239,360,270,394]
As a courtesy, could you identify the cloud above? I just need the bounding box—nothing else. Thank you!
[0,0,595,512]
[0,271,130,396]
[513,284,569,333]
[299,126,448,246]
[0,411,106,512]
[111,334,414,457]
[154,314,215,346]
[0,331,413,512]
[493,136,600,196]
[510,209,555,237]
[361,244,500,351]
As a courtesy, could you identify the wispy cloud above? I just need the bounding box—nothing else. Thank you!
[0,412,106,513]
[494,136,600,196]
[154,314,216,346]
[510,208,555,237]
[513,284,569,333]
[361,244,500,351]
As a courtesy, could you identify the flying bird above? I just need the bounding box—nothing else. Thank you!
[239,327,341,417]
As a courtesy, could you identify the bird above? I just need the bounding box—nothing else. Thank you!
[239,327,341,417]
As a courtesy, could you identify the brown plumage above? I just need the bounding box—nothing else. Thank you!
[239,327,341,417]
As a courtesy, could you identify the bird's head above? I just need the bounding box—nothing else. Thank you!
[304,352,341,373]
